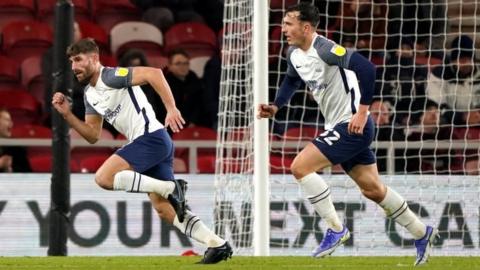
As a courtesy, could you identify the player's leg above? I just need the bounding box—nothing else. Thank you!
[95,154,176,196]
[346,162,438,266]
[96,129,186,221]
[145,151,232,264]
[290,143,348,257]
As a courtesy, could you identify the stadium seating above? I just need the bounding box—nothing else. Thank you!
[11,124,51,138]
[197,155,216,173]
[189,56,211,78]
[110,21,163,58]
[164,22,217,57]
[28,154,80,173]
[0,55,21,91]
[270,0,298,9]
[0,89,40,124]
[148,55,168,69]
[36,0,91,24]
[282,126,321,141]
[99,53,117,67]
[269,26,283,64]
[172,126,217,172]
[0,0,35,31]
[79,154,110,173]
[2,21,53,63]
[92,0,141,33]
[70,128,115,161]
[78,20,109,54]
[270,155,293,174]
[20,56,45,110]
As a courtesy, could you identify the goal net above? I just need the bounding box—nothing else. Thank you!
[215,0,480,256]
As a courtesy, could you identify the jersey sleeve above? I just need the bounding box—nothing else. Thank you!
[313,37,352,68]
[101,67,133,89]
[285,47,301,78]
[314,37,376,105]
[84,94,100,115]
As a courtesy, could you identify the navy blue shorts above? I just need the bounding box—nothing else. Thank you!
[312,116,376,173]
[116,128,174,180]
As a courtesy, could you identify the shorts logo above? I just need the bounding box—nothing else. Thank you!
[330,45,346,56]
[316,129,340,146]
[115,68,129,77]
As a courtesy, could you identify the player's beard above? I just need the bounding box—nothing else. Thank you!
[76,67,93,83]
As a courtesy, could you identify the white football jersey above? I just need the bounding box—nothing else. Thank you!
[84,66,164,142]
[286,33,362,130]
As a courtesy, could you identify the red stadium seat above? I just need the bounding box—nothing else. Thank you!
[99,53,117,67]
[164,22,217,57]
[110,21,163,58]
[0,55,21,91]
[172,126,217,172]
[270,0,298,9]
[0,0,35,31]
[269,26,284,64]
[36,0,91,23]
[78,20,109,53]
[282,126,322,141]
[70,128,114,161]
[28,154,80,173]
[21,56,45,110]
[197,155,216,173]
[93,0,141,33]
[79,154,110,173]
[2,21,53,63]
[0,89,40,124]
[11,124,51,138]
[149,55,168,70]
[270,155,294,174]
[172,126,217,141]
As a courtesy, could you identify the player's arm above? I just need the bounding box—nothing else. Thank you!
[52,92,103,144]
[130,66,185,132]
[318,41,375,134]
[345,52,375,134]
[257,48,303,119]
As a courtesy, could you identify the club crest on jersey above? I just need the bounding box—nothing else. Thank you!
[330,45,346,56]
[115,68,129,77]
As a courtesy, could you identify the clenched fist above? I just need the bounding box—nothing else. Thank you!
[257,104,278,119]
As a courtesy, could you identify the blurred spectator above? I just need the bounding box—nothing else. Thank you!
[0,108,31,172]
[118,49,167,124]
[202,50,221,130]
[142,7,175,32]
[331,0,387,56]
[426,35,480,116]
[165,48,213,127]
[130,0,207,28]
[376,37,429,125]
[387,0,446,56]
[404,99,453,174]
[42,22,87,126]
[370,99,405,173]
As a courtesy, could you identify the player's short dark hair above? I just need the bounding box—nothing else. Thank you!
[66,38,99,57]
[286,2,320,28]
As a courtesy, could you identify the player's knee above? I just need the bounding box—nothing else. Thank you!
[361,184,386,203]
[94,171,113,190]
[290,162,307,180]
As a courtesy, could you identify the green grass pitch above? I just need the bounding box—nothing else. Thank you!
[0,256,478,270]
